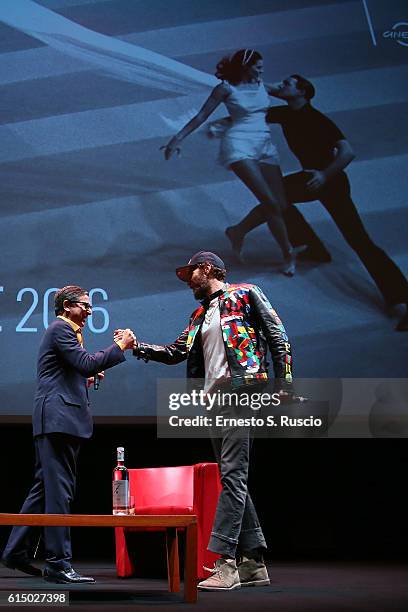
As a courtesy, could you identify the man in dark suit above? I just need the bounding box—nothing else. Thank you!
[1,285,135,584]
[224,75,408,331]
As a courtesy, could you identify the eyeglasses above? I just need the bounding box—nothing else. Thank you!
[72,301,93,312]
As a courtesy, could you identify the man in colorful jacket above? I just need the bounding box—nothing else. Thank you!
[130,251,293,591]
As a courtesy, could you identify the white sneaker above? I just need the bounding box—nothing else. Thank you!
[198,558,241,591]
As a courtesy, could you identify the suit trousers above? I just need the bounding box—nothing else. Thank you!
[3,433,82,571]
[283,171,408,305]
[207,386,267,558]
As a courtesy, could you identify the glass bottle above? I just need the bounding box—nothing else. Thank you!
[112,446,129,515]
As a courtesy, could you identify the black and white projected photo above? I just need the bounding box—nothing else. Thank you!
[0,0,407,418]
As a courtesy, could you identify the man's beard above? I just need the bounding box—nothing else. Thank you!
[192,284,210,301]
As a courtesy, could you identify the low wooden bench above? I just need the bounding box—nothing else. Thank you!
[0,513,198,603]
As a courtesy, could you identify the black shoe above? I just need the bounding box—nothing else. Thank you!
[43,567,95,584]
[1,555,42,577]
[297,245,332,263]
[396,308,408,332]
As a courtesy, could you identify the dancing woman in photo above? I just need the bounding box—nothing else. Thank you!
[162,49,297,276]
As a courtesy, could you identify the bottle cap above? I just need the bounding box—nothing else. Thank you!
[117,447,125,461]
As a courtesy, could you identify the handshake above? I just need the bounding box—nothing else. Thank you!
[88,329,137,389]
[114,328,137,351]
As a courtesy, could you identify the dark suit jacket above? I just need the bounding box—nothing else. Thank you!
[32,319,126,439]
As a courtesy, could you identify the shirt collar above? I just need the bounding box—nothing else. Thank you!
[57,315,82,334]
[200,286,226,310]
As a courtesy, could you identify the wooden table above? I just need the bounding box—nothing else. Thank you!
[0,513,198,603]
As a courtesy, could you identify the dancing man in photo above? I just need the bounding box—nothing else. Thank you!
[224,74,408,331]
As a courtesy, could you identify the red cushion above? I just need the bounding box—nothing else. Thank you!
[129,466,194,509]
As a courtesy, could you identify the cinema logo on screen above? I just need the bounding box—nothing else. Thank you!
[382,22,408,47]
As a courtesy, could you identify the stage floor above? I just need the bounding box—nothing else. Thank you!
[1,560,407,611]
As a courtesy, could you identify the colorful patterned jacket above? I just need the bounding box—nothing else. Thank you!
[133,283,293,390]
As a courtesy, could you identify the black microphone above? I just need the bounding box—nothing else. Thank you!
[94,373,100,391]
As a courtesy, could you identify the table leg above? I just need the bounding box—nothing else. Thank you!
[184,522,198,603]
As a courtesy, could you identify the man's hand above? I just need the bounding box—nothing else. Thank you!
[87,372,105,388]
[305,169,327,192]
[114,328,136,351]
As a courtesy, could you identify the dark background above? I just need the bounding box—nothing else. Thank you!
[2,424,408,566]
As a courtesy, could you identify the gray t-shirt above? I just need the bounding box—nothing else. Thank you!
[201,297,230,393]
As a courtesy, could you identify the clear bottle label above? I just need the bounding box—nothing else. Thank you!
[112,480,129,508]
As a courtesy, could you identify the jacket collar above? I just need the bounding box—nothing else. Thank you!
[57,314,81,333]
[200,288,224,310]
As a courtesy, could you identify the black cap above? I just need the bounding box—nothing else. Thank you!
[176,251,226,282]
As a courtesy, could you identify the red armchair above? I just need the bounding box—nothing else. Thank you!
[115,463,221,581]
